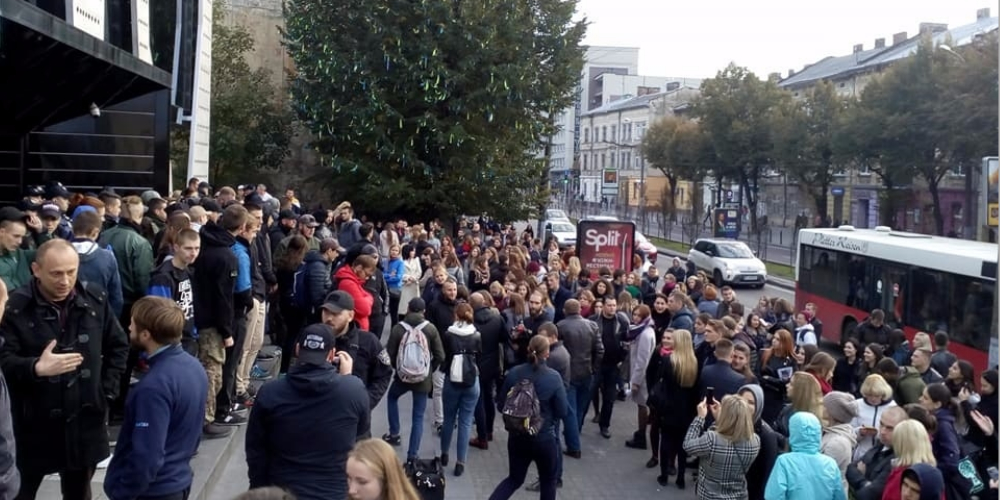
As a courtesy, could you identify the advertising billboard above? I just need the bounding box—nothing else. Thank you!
[576,220,636,277]
[602,169,618,196]
[713,208,741,239]
[985,156,998,227]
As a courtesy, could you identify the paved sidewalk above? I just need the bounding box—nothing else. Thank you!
[211,382,701,499]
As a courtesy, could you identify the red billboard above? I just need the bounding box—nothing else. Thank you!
[576,220,636,277]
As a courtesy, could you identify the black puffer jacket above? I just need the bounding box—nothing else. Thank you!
[473,306,506,378]
[0,281,129,472]
[334,324,392,411]
[191,222,238,340]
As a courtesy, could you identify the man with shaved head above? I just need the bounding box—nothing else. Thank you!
[0,239,129,499]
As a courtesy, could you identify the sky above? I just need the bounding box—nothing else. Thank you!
[573,0,992,79]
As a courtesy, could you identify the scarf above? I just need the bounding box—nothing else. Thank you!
[659,346,673,357]
[626,316,653,342]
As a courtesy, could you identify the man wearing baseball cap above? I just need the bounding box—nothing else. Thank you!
[246,323,368,500]
[320,291,393,415]
[0,208,36,289]
[273,214,321,261]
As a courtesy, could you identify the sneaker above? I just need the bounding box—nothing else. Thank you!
[203,423,234,439]
[215,413,248,426]
[250,365,270,380]
[525,477,562,491]
[434,422,443,435]
[231,402,250,413]
[382,433,402,446]
[237,393,255,408]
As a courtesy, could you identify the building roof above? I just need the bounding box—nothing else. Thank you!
[582,86,699,116]
[779,16,998,89]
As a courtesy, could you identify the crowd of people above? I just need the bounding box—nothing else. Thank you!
[0,178,995,500]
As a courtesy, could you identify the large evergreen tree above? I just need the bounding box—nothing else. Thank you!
[283,0,586,222]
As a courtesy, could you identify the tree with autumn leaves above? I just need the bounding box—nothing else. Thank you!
[641,34,998,235]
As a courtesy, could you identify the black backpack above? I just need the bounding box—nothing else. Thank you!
[501,377,544,436]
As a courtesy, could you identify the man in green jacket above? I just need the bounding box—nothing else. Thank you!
[0,208,36,291]
[98,196,153,320]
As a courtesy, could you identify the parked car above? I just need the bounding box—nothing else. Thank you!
[687,239,767,288]
[545,208,570,221]
[544,220,577,249]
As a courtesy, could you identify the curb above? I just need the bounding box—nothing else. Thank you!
[655,246,795,291]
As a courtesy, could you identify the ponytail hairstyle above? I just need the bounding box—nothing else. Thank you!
[924,382,965,429]
[527,335,550,370]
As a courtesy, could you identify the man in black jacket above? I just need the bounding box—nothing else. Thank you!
[557,299,603,442]
[699,339,746,401]
[0,280,18,500]
[426,278,458,432]
[545,272,571,323]
[191,206,243,438]
[470,291,506,449]
[319,291,392,430]
[847,406,907,500]
[590,295,630,439]
[246,323,368,500]
[0,239,129,499]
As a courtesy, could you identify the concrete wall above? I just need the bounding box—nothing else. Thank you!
[222,0,287,93]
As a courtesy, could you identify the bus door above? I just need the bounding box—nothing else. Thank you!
[867,260,907,328]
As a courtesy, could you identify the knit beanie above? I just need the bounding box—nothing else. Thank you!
[823,391,858,425]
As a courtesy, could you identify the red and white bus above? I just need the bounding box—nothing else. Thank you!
[795,226,997,372]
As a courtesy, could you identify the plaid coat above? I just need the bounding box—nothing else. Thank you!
[683,416,761,500]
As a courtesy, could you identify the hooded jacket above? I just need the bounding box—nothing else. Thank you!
[0,337,17,500]
[765,412,846,500]
[883,463,946,500]
[473,306,506,378]
[387,313,445,393]
[894,367,926,406]
[334,265,374,331]
[72,239,124,317]
[741,384,781,500]
[669,307,695,332]
[98,218,153,305]
[822,422,858,494]
[442,322,481,383]
[190,222,238,340]
[246,363,369,500]
[303,250,332,310]
[556,313,603,382]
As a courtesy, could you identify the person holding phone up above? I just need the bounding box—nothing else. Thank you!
[683,395,760,499]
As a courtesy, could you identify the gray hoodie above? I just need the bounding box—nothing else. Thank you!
[0,337,19,500]
[822,422,857,495]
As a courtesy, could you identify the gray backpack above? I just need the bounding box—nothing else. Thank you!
[396,321,432,384]
[502,377,543,436]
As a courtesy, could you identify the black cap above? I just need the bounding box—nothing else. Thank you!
[16,200,41,212]
[200,199,221,213]
[408,297,426,313]
[279,209,297,220]
[25,185,44,197]
[345,243,379,265]
[45,182,70,200]
[296,324,337,366]
[242,183,256,192]
[320,290,355,314]
[0,207,27,223]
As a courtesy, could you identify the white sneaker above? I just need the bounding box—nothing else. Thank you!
[97,454,112,469]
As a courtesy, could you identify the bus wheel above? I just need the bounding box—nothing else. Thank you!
[713,269,724,287]
[841,317,858,345]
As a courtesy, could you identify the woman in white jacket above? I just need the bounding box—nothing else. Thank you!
[850,373,896,461]
[625,305,657,450]
[397,244,423,321]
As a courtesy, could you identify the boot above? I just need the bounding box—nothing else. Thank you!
[625,430,647,450]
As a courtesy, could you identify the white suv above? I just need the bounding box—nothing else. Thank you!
[688,239,767,288]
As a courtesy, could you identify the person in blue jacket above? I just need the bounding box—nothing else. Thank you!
[765,411,845,500]
[488,335,569,500]
[104,296,208,500]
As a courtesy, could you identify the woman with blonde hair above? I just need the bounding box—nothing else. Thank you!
[852,374,897,461]
[649,329,700,487]
[881,420,937,500]
[775,371,825,439]
[347,439,421,500]
[683,395,760,498]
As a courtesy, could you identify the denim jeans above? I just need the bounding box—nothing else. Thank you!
[560,387,581,454]
[568,375,593,432]
[386,380,429,460]
[487,433,559,500]
[441,378,480,464]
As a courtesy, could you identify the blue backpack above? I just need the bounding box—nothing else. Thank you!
[291,262,310,310]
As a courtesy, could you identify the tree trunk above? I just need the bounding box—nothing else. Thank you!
[537,139,553,237]
[667,174,679,223]
[927,176,945,236]
[740,174,759,234]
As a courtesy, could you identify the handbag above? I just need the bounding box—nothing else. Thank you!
[405,458,446,500]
